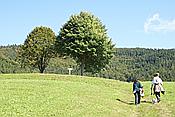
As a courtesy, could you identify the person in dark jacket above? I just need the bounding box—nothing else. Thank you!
[133,78,143,105]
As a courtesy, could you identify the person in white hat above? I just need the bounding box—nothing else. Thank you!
[151,73,164,103]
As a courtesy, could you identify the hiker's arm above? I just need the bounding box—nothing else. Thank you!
[160,78,163,85]
[140,82,143,88]
[133,84,136,93]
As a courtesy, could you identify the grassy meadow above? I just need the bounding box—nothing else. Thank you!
[0,74,174,117]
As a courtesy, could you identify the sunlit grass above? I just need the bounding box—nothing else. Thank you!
[0,74,174,117]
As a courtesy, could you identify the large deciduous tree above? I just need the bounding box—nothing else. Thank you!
[56,12,115,75]
[20,26,56,73]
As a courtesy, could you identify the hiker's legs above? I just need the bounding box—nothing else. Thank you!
[157,92,160,102]
[134,93,138,105]
[155,92,160,102]
[134,91,140,105]
[138,91,141,104]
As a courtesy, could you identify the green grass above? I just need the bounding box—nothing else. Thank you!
[0,74,174,117]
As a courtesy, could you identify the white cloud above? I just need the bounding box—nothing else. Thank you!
[144,13,175,33]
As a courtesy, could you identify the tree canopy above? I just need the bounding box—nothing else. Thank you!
[19,26,56,73]
[56,12,115,75]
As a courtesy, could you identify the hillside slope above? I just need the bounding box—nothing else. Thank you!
[0,74,174,117]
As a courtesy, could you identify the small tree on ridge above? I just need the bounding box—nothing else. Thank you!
[20,26,56,73]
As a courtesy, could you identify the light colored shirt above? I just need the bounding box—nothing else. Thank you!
[152,76,163,85]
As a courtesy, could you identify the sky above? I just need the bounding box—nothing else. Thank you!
[0,0,175,49]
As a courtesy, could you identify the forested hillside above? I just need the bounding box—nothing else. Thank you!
[0,45,175,81]
[112,48,175,81]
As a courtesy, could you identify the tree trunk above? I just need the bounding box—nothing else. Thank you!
[80,63,84,76]
[40,68,45,73]
[39,57,45,73]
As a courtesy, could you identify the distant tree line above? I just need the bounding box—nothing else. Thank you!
[0,45,175,81]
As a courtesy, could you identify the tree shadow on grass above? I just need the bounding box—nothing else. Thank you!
[141,100,152,104]
[116,98,152,105]
[116,98,135,105]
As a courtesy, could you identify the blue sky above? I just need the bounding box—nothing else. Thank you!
[0,0,175,48]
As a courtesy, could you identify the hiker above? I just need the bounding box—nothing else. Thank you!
[133,78,143,105]
[151,73,165,103]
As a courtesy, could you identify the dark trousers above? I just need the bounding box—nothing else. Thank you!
[134,91,141,105]
[155,92,160,102]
